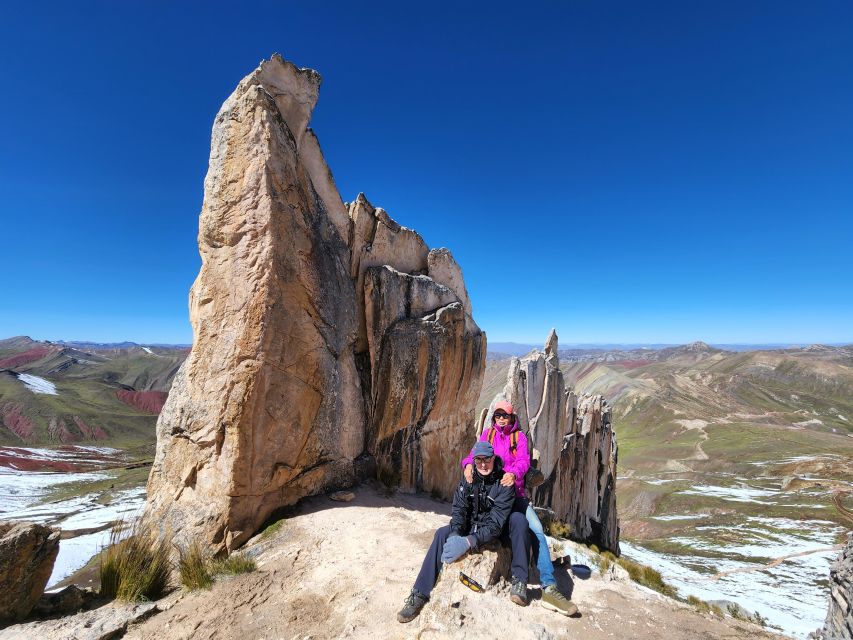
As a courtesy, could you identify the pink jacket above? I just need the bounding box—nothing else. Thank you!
[461,419,530,498]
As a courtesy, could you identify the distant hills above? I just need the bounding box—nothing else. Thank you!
[480,339,853,475]
[0,336,188,448]
[488,340,851,359]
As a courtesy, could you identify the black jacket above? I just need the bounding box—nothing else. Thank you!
[449,458,516,548]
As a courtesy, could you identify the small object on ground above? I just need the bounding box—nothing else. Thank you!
[570,564,592,579]
[459,571,484,592]
[510,577,528,606]
[540,585,579,616]
[397,589,428,623]
[553,553,571,566]
[328,491,355,502]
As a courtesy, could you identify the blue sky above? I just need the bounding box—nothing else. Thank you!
[1,1,851,345]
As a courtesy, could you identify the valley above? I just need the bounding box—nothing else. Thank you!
[481,341,853,636]
[2,335,851,636]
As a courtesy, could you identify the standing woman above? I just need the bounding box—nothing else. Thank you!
[461,400,578,617]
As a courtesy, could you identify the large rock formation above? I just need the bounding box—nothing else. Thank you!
[145,55,485,551]
[0,521,60,624]
[822,532,853,640]
[478,330,620,552]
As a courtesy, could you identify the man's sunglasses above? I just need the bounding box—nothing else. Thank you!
[459,571,484,592]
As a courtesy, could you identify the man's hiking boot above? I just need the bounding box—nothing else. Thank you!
[397,589,428,623]
[510,577,528,606]
[540,584,579,616]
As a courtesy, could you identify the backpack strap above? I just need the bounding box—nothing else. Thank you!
[488,426,519,455]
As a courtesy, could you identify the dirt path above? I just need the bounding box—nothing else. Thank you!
[832,490,853,527]
[674,419,709,461]
[121,483,782,640]
[711,545,844,581]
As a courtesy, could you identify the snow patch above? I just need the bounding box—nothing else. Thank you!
[0,466,146,588]
[794,418,824,427]
[679,483,778,503]
[674,419,708,429]
[17,373,58,395]
[141,347,153,354]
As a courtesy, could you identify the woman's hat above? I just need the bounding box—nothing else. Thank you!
[494,400,514,415]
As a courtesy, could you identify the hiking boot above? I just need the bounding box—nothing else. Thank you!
[540,584,579,616]
[510,577,528,606]
[397,589,428,623]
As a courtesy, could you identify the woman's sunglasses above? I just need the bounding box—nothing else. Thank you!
[493,412,511,420]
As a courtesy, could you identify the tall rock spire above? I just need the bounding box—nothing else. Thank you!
[145,56,485,551]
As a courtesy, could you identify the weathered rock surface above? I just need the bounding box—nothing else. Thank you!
[0,601,158,640]
[479,331,620,552]
[822,532,853,639]
[0,521,60,625]
[145,55,485,551]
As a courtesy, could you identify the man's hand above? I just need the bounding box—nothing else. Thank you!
[463,464,473,483]
[441,535,470,564]
[500,472,516,487]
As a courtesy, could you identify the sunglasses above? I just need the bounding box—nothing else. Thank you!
[493,412,511,420]
[474,456,494,464]
[459,571,484,592]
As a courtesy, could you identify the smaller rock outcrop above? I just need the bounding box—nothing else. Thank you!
[822,532,853,640]
[479,330,620,553]
[0,521,60,624]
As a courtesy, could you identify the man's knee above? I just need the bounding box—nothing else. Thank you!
[433,524,452,543]
[509,511,527,532]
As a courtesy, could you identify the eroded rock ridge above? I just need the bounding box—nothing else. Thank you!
[144,55,485,551]
[479,330,620,552]
[822,532,853,640]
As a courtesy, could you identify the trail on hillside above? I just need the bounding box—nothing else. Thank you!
[710,544,845,581]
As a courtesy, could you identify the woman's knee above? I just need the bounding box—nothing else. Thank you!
[525,505,545,535]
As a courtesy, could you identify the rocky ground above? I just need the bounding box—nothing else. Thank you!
[5,483,784,640]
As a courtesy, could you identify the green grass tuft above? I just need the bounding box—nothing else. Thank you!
[99,519,171,601]
[178,541,213,590]
[547,519,571,539]
[260,519,285,539]
[212,554,257,576]
[615,556,677,598]
[687,594,721,615]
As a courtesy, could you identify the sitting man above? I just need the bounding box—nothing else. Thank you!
[397,440,531,623]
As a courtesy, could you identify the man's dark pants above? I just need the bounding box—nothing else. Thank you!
[413,511,530,597]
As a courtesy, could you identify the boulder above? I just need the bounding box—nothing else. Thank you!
[0,601,158,640]
[822,532,852,639]
[145,55,485,552]
[483,331,620,553]
[32,585,90,617]
[0,521,60,624]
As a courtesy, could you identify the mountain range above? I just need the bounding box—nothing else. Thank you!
[0,336,188,450]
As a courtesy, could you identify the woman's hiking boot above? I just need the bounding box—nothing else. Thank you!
[510,577,528,606]
[397,589,429,623]
[540,585,579,616]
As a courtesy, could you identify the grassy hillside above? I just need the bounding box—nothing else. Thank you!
[0,337,187,447]
[480,342,853,536]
